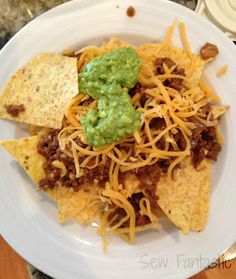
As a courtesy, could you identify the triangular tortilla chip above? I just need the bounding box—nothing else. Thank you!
[190,161,211,231]
[156,158,211,234]
[0,53,78,129]
[57,184,99,224]
[0,135,45,184]
[0,135,59,202]
[0,136,98,223]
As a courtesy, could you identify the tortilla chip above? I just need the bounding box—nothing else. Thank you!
[0,135,45,184]
[45,187,59,203]
[190,161,211,231]
[156,158,211,234]
[121,173,141,197]
[57,183,99,224]
[0,136,98,223]
[74,203,99,224]
[0,53,78,129]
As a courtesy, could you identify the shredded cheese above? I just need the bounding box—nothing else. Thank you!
[217,65,228,78]
[52,160,67,177]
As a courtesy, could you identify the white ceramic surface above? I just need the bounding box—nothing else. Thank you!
[205,0,236,33]
[0,1,236,278]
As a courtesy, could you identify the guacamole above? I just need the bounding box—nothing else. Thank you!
[78,47,142,147]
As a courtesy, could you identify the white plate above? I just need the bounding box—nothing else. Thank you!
[0,0,236,278]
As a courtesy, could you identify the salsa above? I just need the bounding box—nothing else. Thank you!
[78,47,142,147]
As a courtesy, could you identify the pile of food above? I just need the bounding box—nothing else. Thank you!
[0,21,227,250]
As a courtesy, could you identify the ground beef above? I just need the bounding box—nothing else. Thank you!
[133,162,162,189]
[189,118,221,167]
[37,130,60,159]
[174,130,187,151]
[130,193,151,227]
[108,192,151,228]
[39,165,61,189]
[191,147,205,169]
[4,104,25,117]
[37,131,166,192]
[201,104,212,115]
[128,82,145,97]
[188,117,205,148]
[74,137,87,148]
[118,154,172,189]
[118,158,165,195]
[205,142,221,161]
[37,130,111,191]
[155,57,186,91]
[128,82,150,107]
[149,117,166,130]
[136,215,150,226]
[167,65,186,91]
[202,126,216,141]
[143,187,162,217]
[140,93,150,107]
[126,6,135,17]
[200,43,219,60]
[156,57,175,74]
[157,159,172,173]
[75,159,111,187]
[156,136,166,150]
[167,76,185,91]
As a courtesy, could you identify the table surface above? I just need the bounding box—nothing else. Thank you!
[0,0,235,278]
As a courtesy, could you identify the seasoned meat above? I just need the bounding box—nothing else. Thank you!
[189,117,205,149]
[205,142,221,161]
[200,43,219,60]
[126,6,136,17]
[174,130,187,150]
[202,126,216,141]
[143,188,162,217]
[37,130,60,159]
[128,82,150,107]
[191,147,205,168]
[189,118,221,167]
[134,162,162,188]
[74,137,87,148]
[168,78,184,91]
[156,136,166,150]
[37,130,111,191]
[108,192,151,228]
[4,104,25,117]
[77,159,111,187]
[128,82,145,97]
[149,117,166,130]
[136,215,150,226]
[118,157,171,189]
[156,57,186,91]
[140,93,149,107]
[168,65,186,91]
[157,159,172,173]
[155,57,175,74]
[201,104,212,115]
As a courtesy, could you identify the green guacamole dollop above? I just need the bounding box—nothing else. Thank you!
[78,47,142,148]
